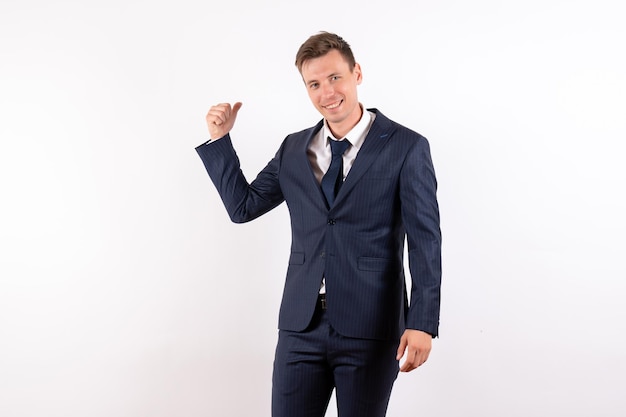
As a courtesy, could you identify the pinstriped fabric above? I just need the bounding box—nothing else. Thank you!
[272,308,398,417]
[197,108,441,417]
[196,108,441,341]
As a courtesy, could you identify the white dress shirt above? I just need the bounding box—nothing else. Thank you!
[307,105,376,293]
[307,105,376,184]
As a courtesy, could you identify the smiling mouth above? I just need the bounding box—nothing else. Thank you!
[323,100,342,110]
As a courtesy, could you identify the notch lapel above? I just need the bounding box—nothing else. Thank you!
[296,120,329,205]
[333,110,396,206]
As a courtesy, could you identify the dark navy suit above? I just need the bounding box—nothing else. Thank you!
[196,109,441,417]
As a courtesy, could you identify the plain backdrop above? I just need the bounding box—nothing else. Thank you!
[1,0,625,416]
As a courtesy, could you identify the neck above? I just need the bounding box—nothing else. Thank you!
[327,104,363,139]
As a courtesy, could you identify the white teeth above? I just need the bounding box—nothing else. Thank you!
[325,101,341,109]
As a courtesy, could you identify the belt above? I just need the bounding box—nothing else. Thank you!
[318,293,327,310]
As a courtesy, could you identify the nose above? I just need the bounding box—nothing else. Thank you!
[321,82,334,97]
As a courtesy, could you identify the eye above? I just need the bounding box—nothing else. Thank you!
[309,82,319,89]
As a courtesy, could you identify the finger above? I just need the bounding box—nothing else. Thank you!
[226,102,243,125]
[396,338,407,361]
[207,105,229,126]
[416,349,430,366]
[400,360,414,372]
[205,108,220,124]
[400,349,417,372]
[406,348,431,372]
[218,103,232,121]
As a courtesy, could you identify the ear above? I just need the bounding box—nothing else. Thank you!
[354,62,363,85]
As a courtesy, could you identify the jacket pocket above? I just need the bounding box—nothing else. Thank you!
[357,256,391,272]
[289,252,305,265]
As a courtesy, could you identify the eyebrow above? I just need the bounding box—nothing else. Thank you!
[305,72,341,85]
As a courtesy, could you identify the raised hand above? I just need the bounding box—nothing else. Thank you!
[205,102,243,140]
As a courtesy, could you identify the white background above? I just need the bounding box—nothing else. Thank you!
[1,1,625,416]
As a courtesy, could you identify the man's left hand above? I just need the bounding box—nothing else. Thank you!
[396,329,432,372]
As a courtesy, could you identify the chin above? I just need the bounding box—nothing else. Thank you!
[325,115,343,124]
[323,108,344,120]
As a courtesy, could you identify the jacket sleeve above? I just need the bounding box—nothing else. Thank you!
[399,135,442,337]
[195,135,285,223]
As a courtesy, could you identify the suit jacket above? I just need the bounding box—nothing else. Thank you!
[196,109,441,340]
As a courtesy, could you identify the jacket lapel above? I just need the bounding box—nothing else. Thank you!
[333,109,395,206]
[298,120,328,204]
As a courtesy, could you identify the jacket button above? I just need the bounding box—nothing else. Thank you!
[320,251,326,259]
[327,219,336,225]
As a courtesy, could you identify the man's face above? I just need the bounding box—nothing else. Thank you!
[300,49,363,137]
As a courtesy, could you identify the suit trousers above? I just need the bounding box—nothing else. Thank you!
[272,303,399,417]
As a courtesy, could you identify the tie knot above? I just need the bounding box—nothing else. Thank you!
[329,138,350,157]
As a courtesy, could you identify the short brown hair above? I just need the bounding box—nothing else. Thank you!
[295,31,356,73]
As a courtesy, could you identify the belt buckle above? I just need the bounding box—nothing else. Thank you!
[319,294,327,310]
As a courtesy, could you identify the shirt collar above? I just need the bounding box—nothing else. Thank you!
[323,104,374,151]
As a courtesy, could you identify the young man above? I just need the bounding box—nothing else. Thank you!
[197,31,441,417]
